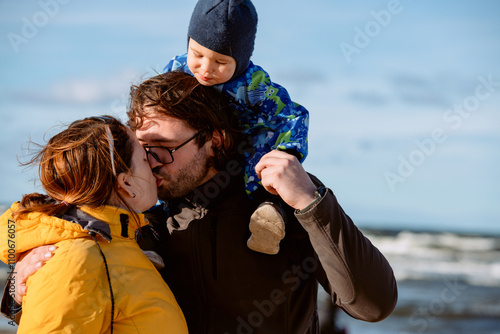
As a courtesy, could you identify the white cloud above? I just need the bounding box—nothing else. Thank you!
[7,68,145,105]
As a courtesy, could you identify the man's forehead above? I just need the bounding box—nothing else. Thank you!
[135,114,191,143]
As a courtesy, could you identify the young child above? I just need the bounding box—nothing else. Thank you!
[162,0,309,255]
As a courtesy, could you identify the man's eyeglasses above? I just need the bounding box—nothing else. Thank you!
[143,130,205,165]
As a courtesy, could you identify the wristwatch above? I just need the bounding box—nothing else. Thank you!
[295,185,327,214]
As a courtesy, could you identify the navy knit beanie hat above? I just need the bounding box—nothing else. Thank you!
[188,0,258,80]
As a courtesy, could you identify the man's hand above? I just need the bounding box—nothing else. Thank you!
[255,150,317,211]
[12,245,56,304]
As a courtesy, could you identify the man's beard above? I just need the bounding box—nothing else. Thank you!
[154,147,213,200]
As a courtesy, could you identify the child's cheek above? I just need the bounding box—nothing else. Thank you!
[186,55,196,73]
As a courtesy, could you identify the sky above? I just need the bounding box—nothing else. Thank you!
[0,0,499,234]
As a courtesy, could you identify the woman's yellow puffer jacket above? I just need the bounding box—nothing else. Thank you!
[0,203,188,334]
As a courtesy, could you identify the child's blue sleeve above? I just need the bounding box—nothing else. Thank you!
[219,62,310,196]
[161,53,191,74]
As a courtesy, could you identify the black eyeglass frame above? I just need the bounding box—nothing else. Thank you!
[143,130,206,165]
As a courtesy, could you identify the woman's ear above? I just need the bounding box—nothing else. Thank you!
[116,172,135,199]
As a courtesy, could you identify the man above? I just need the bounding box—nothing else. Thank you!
[128,71,397,332]
[5,71,397,333]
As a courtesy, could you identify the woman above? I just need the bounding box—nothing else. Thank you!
[0,116,188,333]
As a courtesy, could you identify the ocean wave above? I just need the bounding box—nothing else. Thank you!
[389,279,500,320]
[363,229,500,287]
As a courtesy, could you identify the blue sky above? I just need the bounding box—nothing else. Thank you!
[1,0,499,234]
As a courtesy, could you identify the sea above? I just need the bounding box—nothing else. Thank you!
[329,228,500,334]
[0,205,499,333]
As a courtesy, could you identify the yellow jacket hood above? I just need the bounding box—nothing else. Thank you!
[0,202,148,263]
